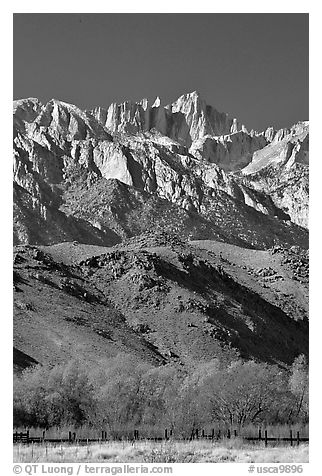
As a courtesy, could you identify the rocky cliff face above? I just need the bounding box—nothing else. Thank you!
[91,90,244,142]
[13,92,309,249]
[90,91,271,168]
[240,122,309,227]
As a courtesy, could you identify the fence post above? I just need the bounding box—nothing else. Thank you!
[218,429,221,440]
[73,432,76,442]
[27,430,29,443]
[42,430,45,442]
[227,429,231,439]
[165,429,168,440]
[196,429,199,439]
[234,429,237,438]
[259,429,262,441]
[211,428,215,440]
[170,429,173,438]
[202,429,205,438]
[297,431,300,446]
[102,431,105,441]
[265,430,268,447]
[290,430,293,447]
[105,431,107,440]
[69,431,72,442]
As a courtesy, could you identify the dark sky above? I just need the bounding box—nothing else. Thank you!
[13,13,309,131]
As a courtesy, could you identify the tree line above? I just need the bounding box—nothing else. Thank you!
[13,353,308,436]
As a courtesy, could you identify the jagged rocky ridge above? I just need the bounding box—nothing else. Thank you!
[13,92,308,248]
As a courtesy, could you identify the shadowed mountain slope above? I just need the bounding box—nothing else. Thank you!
[14,234,308,371]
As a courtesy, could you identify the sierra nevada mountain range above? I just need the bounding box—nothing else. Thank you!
[13,91,308,248]
[13,91,309,371]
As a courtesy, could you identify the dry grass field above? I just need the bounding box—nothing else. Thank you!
[13,439,309,463]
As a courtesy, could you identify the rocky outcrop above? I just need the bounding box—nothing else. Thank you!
[168,91,248,142]
[14,98,112,153]
[91,97,169,138]
[242,122,309,175]
[13,98,43,132]
[241,122,309,227]
[189,131,268,172]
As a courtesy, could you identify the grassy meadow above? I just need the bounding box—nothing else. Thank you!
[13,439,309,463]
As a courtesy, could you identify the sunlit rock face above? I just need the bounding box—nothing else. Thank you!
[241,122,309,228]
[91,90,248,147]
[13,92,309,248]
[189,132,268,172]
[90,91,308,175]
